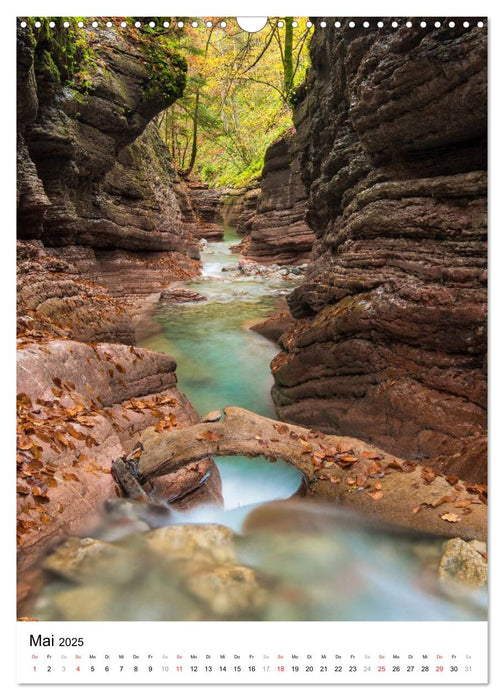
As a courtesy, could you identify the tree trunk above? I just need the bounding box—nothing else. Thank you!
[184,89,200,176]
[283,17,294,103]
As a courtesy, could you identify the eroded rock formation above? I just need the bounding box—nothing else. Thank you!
[271,20,487,483]
[186,180,224,240]
[222,183,260,235]
[118,406,486,542]
[17,23,204,303]
[17,340,222,575]
[239,128,315,264]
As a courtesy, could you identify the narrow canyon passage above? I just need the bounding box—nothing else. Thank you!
[139,227,302,516]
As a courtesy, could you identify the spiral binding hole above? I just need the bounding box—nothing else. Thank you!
[18,18,487,32]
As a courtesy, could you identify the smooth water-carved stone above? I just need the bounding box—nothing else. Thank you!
[439,538,487,587]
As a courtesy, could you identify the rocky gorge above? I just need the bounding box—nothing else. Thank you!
[16,18,488,621]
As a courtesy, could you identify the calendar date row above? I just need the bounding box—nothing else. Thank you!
[34,664,472,674]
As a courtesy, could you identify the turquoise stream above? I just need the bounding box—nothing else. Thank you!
[139,228,302,521]
[135,230,487,621]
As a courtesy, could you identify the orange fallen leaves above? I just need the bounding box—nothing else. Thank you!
[420,467,437,484]
[454,499,473,508]
[338,455,358,465]
[196,431,222,442]
[440,512,461,523]
[386,460,403,471]
[17,436,33,451]
[361,451,383,460]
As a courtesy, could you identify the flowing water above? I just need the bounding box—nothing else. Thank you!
[139,228,302,519]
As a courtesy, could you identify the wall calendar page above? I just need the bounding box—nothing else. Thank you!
[12,3,490,690]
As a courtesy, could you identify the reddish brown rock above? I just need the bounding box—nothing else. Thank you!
[249,313,295,344]
[159,288,207,303]
[17,339,222,580]
[186,180,224,240]
[271,20,487,482]
[240,129,315,264]
[17,240,136,345]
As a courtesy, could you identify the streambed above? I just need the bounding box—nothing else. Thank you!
[139,228,302,519]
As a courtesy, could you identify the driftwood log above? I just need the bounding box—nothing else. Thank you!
[114,407,487,541]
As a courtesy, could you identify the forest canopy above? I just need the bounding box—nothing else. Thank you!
[154,17,312,187]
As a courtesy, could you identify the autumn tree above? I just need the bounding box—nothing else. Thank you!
[158,17,312,186]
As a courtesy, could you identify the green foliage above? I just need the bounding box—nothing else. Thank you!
[159,17,312,187]
[30,17,189,104]
[28,17,311,187]
[137,27,188,104]
[36,18,96,89]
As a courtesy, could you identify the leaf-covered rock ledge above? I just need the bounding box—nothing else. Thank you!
[115,406,486,542]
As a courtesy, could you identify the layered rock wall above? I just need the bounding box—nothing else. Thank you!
[186,180,224,240]
[240,129,315,264]
[17,24,197,254]
[221,184,260,234]
[271,20,487,482]
[17,22,205,304]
